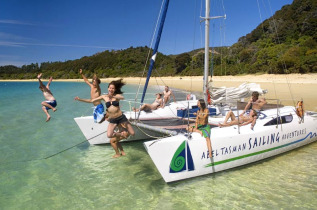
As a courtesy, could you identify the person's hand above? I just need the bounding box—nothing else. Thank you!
[79,69,83,74]
[37,73,42,79]
[193,112,197,116]
[74,96,80,101]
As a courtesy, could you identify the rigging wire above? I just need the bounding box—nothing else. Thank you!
[256,0,296,106]
[134,0,166,107]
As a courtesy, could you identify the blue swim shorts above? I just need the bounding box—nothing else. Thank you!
[45,100,57,110]
[93,103,105,123]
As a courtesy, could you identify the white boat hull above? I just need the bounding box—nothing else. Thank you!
[144,107,317,182]
[74,116,170,144]
[74,100,219,144]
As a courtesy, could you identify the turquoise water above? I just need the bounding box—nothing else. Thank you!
[0,82,316,209]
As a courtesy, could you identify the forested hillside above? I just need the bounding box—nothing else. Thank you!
[1,0,316,79]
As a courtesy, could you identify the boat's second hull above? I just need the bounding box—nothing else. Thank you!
[74,116,170,144]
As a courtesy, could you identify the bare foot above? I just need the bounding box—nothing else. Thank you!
[121,151,126,156]
[46,116,51,122]
[112,154,121,158]
[53,108,57,112]
[218,123,223,128]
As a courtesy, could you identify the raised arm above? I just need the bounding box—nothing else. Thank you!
[46,76,53,89]
[37,73,45,88]
[79,69,92,87]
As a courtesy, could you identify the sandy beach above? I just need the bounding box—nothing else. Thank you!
[2,73,317,111]
[102,74,317,112]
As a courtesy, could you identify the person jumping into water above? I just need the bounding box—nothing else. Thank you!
[37,73,57,122]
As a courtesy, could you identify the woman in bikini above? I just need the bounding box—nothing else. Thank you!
[75,79,135,158]
[219,109,257,129]
[132,93,163,112]
[187,99,212,158]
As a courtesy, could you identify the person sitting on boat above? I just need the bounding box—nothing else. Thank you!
[219,109,258,130]
[132,93,163,112]
[241,91,267,116]
[162,86,176,107]
[187,99,212,158]
[75,79,135,141]
[77,69,104,123]
[37,73,57,122]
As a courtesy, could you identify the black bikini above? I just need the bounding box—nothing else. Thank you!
[106,101,119,108]
[106,100,127,124]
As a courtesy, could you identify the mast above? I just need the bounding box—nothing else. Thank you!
[140,0,170,104]
[202,0,226,103]
[203,0,210,103]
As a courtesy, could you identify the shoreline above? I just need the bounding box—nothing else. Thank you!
[1,73,317,85]
[2,73,317,111]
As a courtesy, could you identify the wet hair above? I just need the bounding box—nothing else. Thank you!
[198,99,206,110]
[252,91,259,99]
[108,79,125,94]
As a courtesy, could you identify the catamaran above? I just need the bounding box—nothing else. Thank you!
[141,0,317,183]
[74,0,317,182]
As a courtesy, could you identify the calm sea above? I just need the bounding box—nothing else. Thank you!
[0,81,316,209]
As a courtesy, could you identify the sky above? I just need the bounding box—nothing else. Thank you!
[0,0,293,67]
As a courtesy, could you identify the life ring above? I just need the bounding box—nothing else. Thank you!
[296,101,304,118]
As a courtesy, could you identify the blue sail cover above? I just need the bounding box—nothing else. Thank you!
[140,0,170,104]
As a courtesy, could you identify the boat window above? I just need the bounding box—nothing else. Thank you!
[264,114,293,126]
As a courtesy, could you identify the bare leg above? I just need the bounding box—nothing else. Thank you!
[110,137,121,158]
[107,123,117,138]
[219,111,236,127]
[117,142,126,156]
[125,123,135,136]
[42,106,51,122]
[132,107,138,112]
[193,128,203,136]
[206,137,212,158]
[41,101,57,112]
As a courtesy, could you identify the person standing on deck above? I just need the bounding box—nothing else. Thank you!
[77,69,104,123]
[37,73,57,122]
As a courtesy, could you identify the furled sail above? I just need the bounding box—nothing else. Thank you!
[209,82,267,103]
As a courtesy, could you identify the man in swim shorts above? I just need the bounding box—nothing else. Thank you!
[38,73,57,122]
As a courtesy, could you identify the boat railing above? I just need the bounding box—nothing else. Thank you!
[233,98,283,134]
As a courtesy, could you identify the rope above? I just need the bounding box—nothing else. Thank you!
[0,134,90,166]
